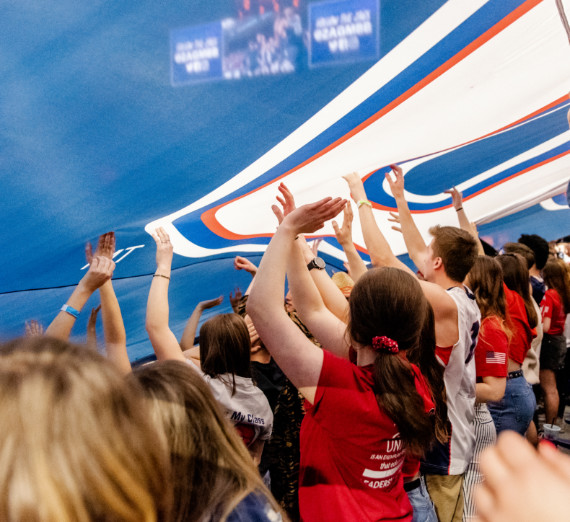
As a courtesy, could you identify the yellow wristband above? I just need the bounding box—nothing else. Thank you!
[357,199,372,208]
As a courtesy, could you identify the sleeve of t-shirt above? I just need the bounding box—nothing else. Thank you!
[309,350,366,435]
[540,291,554,321]
[474,317,508,378]
[313,350,358,407]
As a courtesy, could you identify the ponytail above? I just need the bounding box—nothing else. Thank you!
[348,268,438,457]
[407,303,448,445]
[373,350,434,456]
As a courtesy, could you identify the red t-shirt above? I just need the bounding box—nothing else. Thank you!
[504,284,534,364]
[474,316,508,379]
[299,351,432,521]
[541,288,566,335]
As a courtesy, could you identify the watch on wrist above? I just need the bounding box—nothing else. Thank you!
[307,257,326,271]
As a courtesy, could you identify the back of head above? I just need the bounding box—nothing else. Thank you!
[496,254,538,328]
[348,267,434,455]
[349,267,425,353]
[467,256,507,320]
[199,314,252,386]
[542,259,570,314]
[331,271,354,298]
[429,225,478,283]
[518,234,549,269]
[502,242,535,270]
[132,360,273,522]
[0,337,171,522]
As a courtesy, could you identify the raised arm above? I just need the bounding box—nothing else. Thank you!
[332,203,368,283]
[25,320,45,337]
[385,165,429,270]
[343,172,412,273]
[247,197,346,402]
[86,306,101,350]
[444,187,485,255]
[86,232,131,375]
[45,256,114,340]
[277,183,351,324]
[145,227,185,362]
[179,296,223,351]
[294,237,350,327]
[234,255,257,296]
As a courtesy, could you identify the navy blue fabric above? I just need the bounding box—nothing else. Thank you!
[1,0,568,361]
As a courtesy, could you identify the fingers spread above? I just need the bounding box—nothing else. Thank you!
[272,204,284,224]
[332,221,340,234]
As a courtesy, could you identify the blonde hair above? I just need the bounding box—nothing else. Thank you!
[0,337,172,522]
[132,360,284,522]
[331,271,354,298]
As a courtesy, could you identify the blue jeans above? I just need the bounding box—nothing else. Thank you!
[488,375,536,436]
[407,476,438,522]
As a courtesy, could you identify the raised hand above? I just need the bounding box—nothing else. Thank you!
[386,165,405,199]
[443,186,463,210]
[388,211,402,233]
[152,227,174,271]
[234,255,258,275]
[275,197,346,235]
[311,238,323,257]
[198,296,223,310]
[85,231,115,264]
[81,256,115,293]
[229,287,243,311]
[332,204,354,246]
[25,319,45,337]
[276,182,296,217]
[86,305,101,350]
[244,314,261,348]
[342,172,366,202]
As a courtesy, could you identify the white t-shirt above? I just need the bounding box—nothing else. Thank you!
[186,361,273,446]
[422,285,480,476]
[444,285,480,475]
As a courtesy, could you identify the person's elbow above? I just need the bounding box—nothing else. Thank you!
[370,252,394,268]
[145,318,168,340]
[245,293,261,322]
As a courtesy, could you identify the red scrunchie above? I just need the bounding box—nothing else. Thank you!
[372,336,399,354]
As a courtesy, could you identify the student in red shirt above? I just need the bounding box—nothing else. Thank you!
[539,260,570,425]
[462,256,509,520]
[488,254,538,436]
[248,198,436,522]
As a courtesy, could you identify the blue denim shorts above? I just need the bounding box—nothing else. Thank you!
[487,374,536,436]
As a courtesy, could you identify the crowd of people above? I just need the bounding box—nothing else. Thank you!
[4,166,570,521]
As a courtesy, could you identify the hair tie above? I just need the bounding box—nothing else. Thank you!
[372,336,399,354]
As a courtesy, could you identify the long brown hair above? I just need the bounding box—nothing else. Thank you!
[132,360,283,522]
[468,256,509,323]
[497,253,538,328]
[406,302,448,445]
[543,259,570,314]
[199,313,252,395]
[0,337,172,522]
[348,267,435,456]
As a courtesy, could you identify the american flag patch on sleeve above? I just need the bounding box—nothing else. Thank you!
[486,351,506,365]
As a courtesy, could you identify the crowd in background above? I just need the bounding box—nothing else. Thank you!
[3,166,570,522]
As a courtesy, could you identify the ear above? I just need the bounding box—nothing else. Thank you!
[433,256,443,271]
